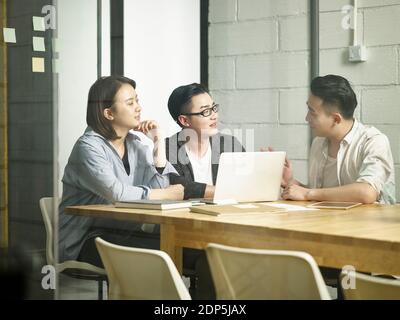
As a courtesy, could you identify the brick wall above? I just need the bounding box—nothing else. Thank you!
[209,0,400,200]
[209,0,310,184]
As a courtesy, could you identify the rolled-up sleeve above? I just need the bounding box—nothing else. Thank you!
[356,134,393,196]
[140,143,179,190]
[74,143,149,202]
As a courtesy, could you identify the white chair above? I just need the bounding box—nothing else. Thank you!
[340,271,400,300]
[205,243,331,300]
[95,237,191,300]
[39,197,107,299]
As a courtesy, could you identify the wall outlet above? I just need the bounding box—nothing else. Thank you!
[349,45,367,62]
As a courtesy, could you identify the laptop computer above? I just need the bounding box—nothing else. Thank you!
[198,151,286,204]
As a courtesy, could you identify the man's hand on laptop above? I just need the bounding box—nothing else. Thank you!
[260,146,293,188]
[204,185,216,199]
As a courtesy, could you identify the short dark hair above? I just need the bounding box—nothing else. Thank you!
[86,75,136,140]
[167,83,209,127]
[310,74,357,119]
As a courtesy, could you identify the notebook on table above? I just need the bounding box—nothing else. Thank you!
[115,200,192,210]
[307,201,362,210]
[190,203,287,216]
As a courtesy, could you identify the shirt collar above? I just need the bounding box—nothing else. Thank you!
[342,119,359,145]
[85,126,140,142]
[320,119,359,157]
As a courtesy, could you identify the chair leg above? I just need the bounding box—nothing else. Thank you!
[97,280,103,300]
[189,275,197,299]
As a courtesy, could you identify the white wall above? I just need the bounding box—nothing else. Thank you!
[124,0,201,138]
[101,0,111,77]
[209,0,400,200]
[57,0,99,194]
[57,0,199,192]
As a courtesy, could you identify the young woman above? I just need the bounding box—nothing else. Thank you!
[166,83,245,200]
[58,76,183,266]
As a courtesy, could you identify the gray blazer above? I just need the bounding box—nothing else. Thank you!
[58,127,177,262]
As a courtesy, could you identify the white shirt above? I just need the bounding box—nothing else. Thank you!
[185,143,213,185]
[308,119,396,204]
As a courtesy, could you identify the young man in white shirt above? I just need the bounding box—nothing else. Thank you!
[282,74,396,204]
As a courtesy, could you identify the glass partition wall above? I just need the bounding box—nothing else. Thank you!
[0,0,103,299]
[1,0,311,300]
[1,0,56,299]
[2,0,398,301]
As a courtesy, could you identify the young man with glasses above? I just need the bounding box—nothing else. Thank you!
[166,83,245,200]
[165,83,245,300]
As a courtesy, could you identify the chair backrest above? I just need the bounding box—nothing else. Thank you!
[95,237,191,300]
[39,197,57,265]
[206,243,331,300]
[340,271,400,300]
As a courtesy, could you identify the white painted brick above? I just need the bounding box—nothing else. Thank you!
[361,0,400,8]
[398,47,400,85]
[209,57,235,90]
[209,20,278,56]
[320,47,397,86]
[365,6,400,46]
[238,0,308,20]
[320,0,400,12]
[352,88,362,121]
[212,89,279,123]
[320,11,363,49]
[237,52,309,89]
[241,124,309,159]
[209,0,237,23]
[373,125,400,163]
[395,165,400,203]
[362,87,400,124]
[319,0,351,12]
[280,15,310,51]
[218,122,242,133]
[209,0,400,191]
[280,88,309,124]
[218,125,257,153]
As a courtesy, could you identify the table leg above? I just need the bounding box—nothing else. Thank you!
[160,224,183,274]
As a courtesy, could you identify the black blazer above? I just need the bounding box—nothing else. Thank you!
[166,131,245,199]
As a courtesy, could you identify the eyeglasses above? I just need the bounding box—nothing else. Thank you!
[181,104,219,118]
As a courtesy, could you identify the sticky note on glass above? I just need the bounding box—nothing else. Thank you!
[32,16,45,31]
[3,28,16,43]
[32,57,45,73]
[33,36,45,52]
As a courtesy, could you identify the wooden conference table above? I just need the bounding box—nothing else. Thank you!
[65,201,400,275]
